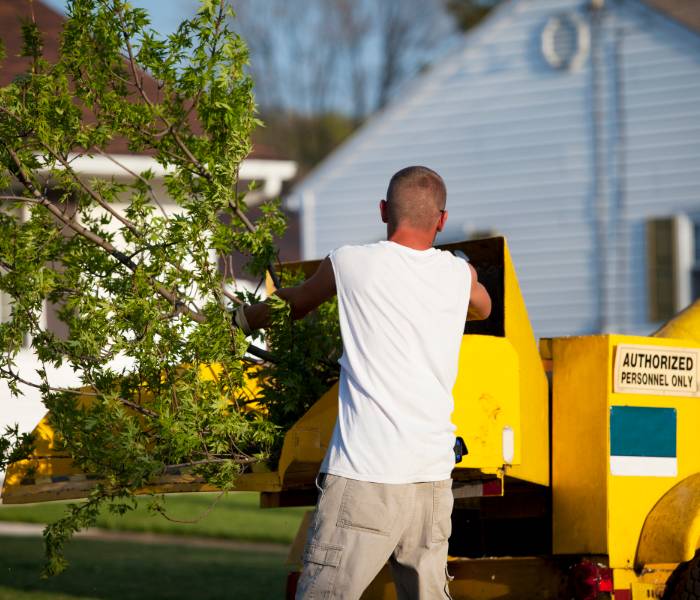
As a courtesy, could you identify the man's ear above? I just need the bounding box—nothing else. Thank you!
[379,199,389,223]
[437,209,448,232]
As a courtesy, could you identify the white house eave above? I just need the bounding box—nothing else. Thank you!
[54,153,297,199]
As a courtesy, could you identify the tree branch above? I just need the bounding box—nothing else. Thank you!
[163,455,258,471]
[0,195,42,204]
[91,147,169,218]
[48,148,144,238]
[4,147,276,363]
[112,6,282,290]
[150,490,225,524]
[6,145,204,320]
[0,365,159,418]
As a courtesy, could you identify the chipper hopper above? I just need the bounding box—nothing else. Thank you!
[4,236,700,600]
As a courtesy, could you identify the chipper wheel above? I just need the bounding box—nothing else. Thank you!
[663,551,700,600]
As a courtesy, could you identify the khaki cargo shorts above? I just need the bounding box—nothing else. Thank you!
[296,473,454,600]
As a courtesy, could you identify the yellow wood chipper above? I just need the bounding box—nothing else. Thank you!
[4,236,700,599]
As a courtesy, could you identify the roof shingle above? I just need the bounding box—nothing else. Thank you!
[0,0,63,82]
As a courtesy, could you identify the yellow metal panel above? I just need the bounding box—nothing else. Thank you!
[612,567,669,599]
[553,332,700,568]
[612,567,637,594]
[653,299,700,342]
[277,382,338,485]
[501,242,549,486]
[452,336,520,470]
[608,475,674,569]
[360,558,566,600]
[636,564,675,593]
[443,557,565,599]
[607,335,700,568]
[441,238,548,485]
[552,335,610,555]
[630,582,663,599]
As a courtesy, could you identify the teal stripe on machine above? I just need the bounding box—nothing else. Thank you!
[610,406,676,458]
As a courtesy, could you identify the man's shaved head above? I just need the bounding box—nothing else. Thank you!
[385,166,447,230]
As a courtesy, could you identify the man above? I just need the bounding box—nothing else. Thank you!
[237,166,491,599]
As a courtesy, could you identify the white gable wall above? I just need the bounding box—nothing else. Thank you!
[291,0,700,339]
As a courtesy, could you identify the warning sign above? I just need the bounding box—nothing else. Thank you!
[614,344,700,397]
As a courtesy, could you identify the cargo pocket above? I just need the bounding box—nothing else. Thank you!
[432,479,454,543]
[297,542,343,599]
[336,479,395,536]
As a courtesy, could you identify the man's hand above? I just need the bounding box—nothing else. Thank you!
[467,263,491,321]
[239,256,337,332]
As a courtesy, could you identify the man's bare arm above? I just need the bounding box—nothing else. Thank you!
[240,257,337,332]
[467,263,491,321]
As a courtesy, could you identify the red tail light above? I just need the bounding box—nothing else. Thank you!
[286,571,300,600]
[570,560,613,599]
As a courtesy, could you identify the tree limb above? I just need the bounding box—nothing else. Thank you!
[164,455,258,471]
[150,490,225,524]
[6,145,203,318]
[5,146,276,363]
[112,6,283,290]
[0,365,159,418]
[48,148,144,239]
[91,147,169,218]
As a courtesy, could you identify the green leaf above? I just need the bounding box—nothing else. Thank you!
[0,0,340,576]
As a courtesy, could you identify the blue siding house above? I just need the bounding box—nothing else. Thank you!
[288,0,700,339]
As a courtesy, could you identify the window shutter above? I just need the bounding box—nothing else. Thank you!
[647,216,692,322]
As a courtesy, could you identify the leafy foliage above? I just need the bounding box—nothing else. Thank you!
[0,424,33,471]
[256,270,341,452]
[0,0,340,575]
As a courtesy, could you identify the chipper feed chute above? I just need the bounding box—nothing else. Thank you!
[2,237,548,507]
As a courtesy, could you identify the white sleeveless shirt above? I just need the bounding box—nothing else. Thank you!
[321,241,471,483]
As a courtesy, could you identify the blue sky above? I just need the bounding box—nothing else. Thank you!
[43,0,196,37]
[40,0,458,117]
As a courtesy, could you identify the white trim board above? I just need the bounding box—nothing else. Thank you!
[610,455,677,477]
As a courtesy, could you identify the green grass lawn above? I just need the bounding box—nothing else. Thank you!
[0,492,308,545]
[0,535,289,600]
